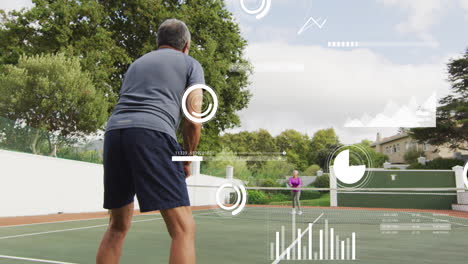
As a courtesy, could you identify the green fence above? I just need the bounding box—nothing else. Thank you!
[337,169,457,210]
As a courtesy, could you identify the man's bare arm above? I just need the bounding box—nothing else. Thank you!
[181,88,202,176]
[182,118,201,156]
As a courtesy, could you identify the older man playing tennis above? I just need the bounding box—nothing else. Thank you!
[96,19,204,264]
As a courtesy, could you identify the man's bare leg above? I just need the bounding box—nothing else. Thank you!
[161,206,196,264]
[96,202,134,264]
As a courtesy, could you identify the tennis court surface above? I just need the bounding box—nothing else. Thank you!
[1,204,468,264]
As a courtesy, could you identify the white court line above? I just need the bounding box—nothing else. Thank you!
[271,213,324,264]
[0,212,213,240]
[0,254,77,264]
[0,210,212,228]
[0,216,110,229]
[0,218,158,240]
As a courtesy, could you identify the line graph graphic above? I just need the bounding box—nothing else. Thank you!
[297,17,327,35]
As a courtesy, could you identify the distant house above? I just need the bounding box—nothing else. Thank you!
[370,132,468,164]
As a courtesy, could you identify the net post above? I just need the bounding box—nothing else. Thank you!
[452,165,464,194]
[226,165,234,180]
[330,166,338,207]
[225,166,234,203]
[190,160,201,176]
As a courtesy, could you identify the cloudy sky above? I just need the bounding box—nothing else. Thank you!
[224,0,468,143]
[2,0,468,144]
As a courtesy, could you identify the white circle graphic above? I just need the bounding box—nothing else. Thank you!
[181,84,218,124]
[333,149,366,184]
[215,182,247,216]
[327,144,374,189]
[239,0,271,19]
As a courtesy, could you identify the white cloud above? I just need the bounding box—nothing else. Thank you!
[461,0,468,17]
[461,0,468,9]
[0,0,33,12]
[228,42,450,143]
[377,0,446,39]
[344,93,437,128]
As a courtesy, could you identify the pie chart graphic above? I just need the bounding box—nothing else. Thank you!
[333,149,366,184]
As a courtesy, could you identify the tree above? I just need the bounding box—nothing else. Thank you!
[403,148,425,164]
[202,148,252,182]
[358,140,389,168]
[1,0,252,147]
[0,53,108,154]
[100,0,252,147]
[255,160,295,181]
[303,164,321,176]
[315,143,342,171]
[0,0,130,108]
[308,128,340,165]
[314,174,330,193]
[409,48,468,150]
[220,129,279,173]
[276,129,310,171]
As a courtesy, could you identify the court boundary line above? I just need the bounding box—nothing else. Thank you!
[0,212,213,240]
[0,219,159,240]
[0,208,214,229]
[0,254,77,264]
[0,216,111,229]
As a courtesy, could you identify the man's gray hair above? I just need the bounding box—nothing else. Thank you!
[157,19,191,50]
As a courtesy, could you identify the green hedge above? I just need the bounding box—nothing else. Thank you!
[408,158,464,170]
[247,189,323,204]
[247,190,269,204]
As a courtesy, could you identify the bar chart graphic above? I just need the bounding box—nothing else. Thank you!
[270,213,357,262]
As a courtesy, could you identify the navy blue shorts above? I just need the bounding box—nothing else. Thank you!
[103,128,190,212]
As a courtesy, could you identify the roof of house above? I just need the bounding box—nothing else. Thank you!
[370,132,409,147]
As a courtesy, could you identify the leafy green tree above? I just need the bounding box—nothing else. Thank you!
[255,160,295,181]
[1,0,251,148]
[304,164,321,176]
[0,0,130,107]
[314,174,330,193]
[276,129,310,171]
[315,143,342,171]
[201,148,252,181]
[0,116,39,152]
[100,0,252,148]
[403,148,425,164]
[308,128,340,165]
[410,49,468,150]
[357,140,389,168]
[220,129,279,173]
[220,130,275,153]
[0,53,108,154]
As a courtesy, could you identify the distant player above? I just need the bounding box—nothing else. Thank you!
[288,170,302,215]
[96,19,204,264]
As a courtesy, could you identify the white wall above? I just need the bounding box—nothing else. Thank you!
[0,150,235,217]
[186,173,243,207]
